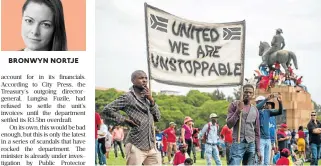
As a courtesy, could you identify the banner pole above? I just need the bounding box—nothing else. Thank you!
[238,86,243,143]
[238,20,246,143]
[149,79,157,147]
[144,3,156,148]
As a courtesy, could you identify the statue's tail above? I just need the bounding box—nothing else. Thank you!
[289,51,298,69]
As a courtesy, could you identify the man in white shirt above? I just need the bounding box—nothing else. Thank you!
[199,113,222,165]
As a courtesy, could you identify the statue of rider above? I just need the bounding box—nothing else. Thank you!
[262,28,285,65]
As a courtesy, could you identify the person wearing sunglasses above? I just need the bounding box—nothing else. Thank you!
[307,112,321,165]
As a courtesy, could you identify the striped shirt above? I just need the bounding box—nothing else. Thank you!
[101,87,161,151]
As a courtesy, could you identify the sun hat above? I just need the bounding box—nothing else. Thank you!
[276,28,283,33]
[266,101,275,109]
[169,122,176,126]
[184,116,193,124]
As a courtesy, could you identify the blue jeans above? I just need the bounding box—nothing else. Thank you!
[229,140,256,165]
[205,143,222,165]
[260,138,271,165]
[225,142,232,165]
[98,143,107,164]
[95,139,98,165]
[310,143,321,165]
[201,143,205,159]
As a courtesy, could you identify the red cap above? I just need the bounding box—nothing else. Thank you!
[281,148,290,155]
[281,123,287,128]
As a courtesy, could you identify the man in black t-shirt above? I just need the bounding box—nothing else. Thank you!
[277,123,290,151]
[307,112,321,165]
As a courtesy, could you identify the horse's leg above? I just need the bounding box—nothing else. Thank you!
[281,63,288,75]
[268,65,273,74]
[263,54,269,66]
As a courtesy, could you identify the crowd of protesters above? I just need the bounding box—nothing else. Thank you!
[95,70,318,166]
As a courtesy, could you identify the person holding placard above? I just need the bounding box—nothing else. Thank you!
[226,84,262,165]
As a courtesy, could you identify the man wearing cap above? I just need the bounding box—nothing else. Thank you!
[262,28,285,65]
[227,84,262,165]
[277,123,290,152]
[307,111,321,165]
[199,113,222,165]
[256,94,283,165]
[163,122,177,163]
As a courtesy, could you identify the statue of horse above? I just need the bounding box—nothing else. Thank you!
[258,41,298,74]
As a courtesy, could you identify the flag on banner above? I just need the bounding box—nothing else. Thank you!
[145,3,246,87]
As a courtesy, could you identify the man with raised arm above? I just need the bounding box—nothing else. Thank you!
[256,94,283,165]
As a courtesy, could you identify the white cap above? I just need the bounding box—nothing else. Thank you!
[209,113,218,118]
[255,96,265,101]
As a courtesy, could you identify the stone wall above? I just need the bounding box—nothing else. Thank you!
[253,86,314,130]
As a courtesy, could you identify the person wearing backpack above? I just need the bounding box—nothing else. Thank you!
[198,113,222,165]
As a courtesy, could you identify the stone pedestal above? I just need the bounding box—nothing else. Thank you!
[253,86,314,130]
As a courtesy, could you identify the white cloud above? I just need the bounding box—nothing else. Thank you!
[96,0,321,104]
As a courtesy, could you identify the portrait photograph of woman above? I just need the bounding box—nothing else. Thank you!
[1,0,86,51]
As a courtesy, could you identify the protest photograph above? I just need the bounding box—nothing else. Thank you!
[95,0,321,165]
[1,0,86,51]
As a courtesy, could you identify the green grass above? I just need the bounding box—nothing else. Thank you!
[105,150,227,165]
[103,150,320,165]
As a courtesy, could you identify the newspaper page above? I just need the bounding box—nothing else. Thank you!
[0,0,94,166]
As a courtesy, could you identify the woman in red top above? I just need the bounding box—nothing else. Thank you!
[192,127,199,163]
[173,144,188,166]
[163,122,177,163]
[276,148,290,165]
[296,126,306,159]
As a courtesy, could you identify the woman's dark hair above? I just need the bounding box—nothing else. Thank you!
[280,150,290,158]
[298,126,303,131]
[184,158,193,165]
[22,0,67,51]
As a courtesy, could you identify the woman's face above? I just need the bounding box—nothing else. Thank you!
[21,2,54,51]
[187,121,193,126]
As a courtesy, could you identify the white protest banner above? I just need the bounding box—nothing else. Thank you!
[145,3,246,87]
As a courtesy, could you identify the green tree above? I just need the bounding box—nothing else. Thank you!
[226,96,234,102]
[185,90,211,107]
[233,86,241,100]
[197,100,229,127]
[209,89,226,100]
[95,88,124,112]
